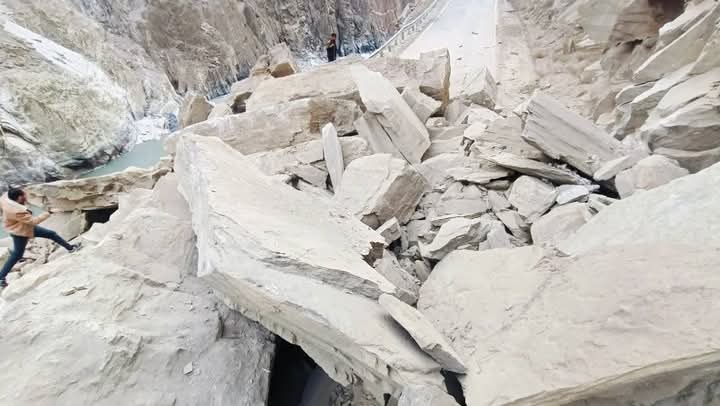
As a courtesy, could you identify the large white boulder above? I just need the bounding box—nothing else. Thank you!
[179,92,212,128]
[523,92,624,176]
[0,173,275,405]
[170,97,361,155]
[25,159,172,211]
[336,154,426,228]
[351,66,431,165]
[247,50,451,111]
[560,162,720,255]
[615,155,690,198]
[174,135,444,398]
[530,203,593,244]
[634,4,720,82]
[507,176,557,222]
[458,67,497,109]
[420,244,720,406]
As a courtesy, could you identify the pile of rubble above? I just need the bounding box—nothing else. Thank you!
[2,16,720,405]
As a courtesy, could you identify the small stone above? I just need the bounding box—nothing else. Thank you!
[183,362,194,375]
[555,185,590,205]
[377,218,402,244]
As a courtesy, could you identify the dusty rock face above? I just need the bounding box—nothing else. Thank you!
[24,159,172,211]
[398,385,459,406]
[0,174,276,405]
[336,154,426,228]
[531,202,592,244]
[174,135,445,399]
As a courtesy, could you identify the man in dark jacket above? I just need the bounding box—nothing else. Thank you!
[326,33,337,62]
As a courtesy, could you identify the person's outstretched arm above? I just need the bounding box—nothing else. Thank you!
[14,210,50,225]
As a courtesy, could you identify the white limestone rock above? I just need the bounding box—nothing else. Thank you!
[423,137,464,160]
[555,185,590,205]
[267,42,299,78]
[434,183,489,218]
[374,253,421,305]
[615,155,690,198]
[420,217,489,261]
[446,166,511,185]
[459,67,497,109]
[560,162,720,255]
[247,50,451,111]
[352,66,431,164]
[418,153,465,189]
[379,294,467,373]
[337,154,426,228]
[488,191,511,211]
[634,4,720,82]
[0,172,275,405]
[377,218,402,244]
[419,244,720,406]
[322,123,345,190]
[469,115,545,160]
[496,209,531,241]
[179,92,213,128]
[507,176,557,222]
[486,221,515,249]
[170,97,361,155]
[593,152,647,181]
[403,87,442,123]
[523,92,624,176]
[25,159,171,211]
[531,203,592,244]
[175,136,444,396]
[486,152,588,185]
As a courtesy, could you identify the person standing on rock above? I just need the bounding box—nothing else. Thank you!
[326,33,338,62]
[0,188,80,288]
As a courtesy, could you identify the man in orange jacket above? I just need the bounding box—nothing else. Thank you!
[0,188,80,287]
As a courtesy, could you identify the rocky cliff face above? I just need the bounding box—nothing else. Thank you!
[0,0,412,191]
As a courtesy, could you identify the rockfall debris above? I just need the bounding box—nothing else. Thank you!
[3,0,720,404]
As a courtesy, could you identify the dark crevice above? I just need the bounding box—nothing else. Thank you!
[83,207,117,231]
[443,371,467,406]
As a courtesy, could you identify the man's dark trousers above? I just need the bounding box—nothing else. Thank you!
[0,226,74,281]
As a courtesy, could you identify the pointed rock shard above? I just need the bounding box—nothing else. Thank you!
[355,113,405,159]
[560,162,720,256]
[496,209,531,241]
[336,154,426,228]
[446,166,511,185]
[379,294,467,373]
[555,185,590,205]
[615,155,689,198]
[377,218,402,244]
[531,203,592,244]
[171,97,361,155]
[179,92,212,128]
[417,48,452,105]
[267,42,298,78]
[508,176,557,222]
[486,152,588,185]
[420,217,489,261]
[402,87,442,123]
[321,123,344,189]
[419,244,720,406]
[593,153,646,181]
[459,66,497,109]
[351,66,431,164]
[523,92,624,176]
[374,253,421,305]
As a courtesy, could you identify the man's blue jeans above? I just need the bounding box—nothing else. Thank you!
[0,226,74,281]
